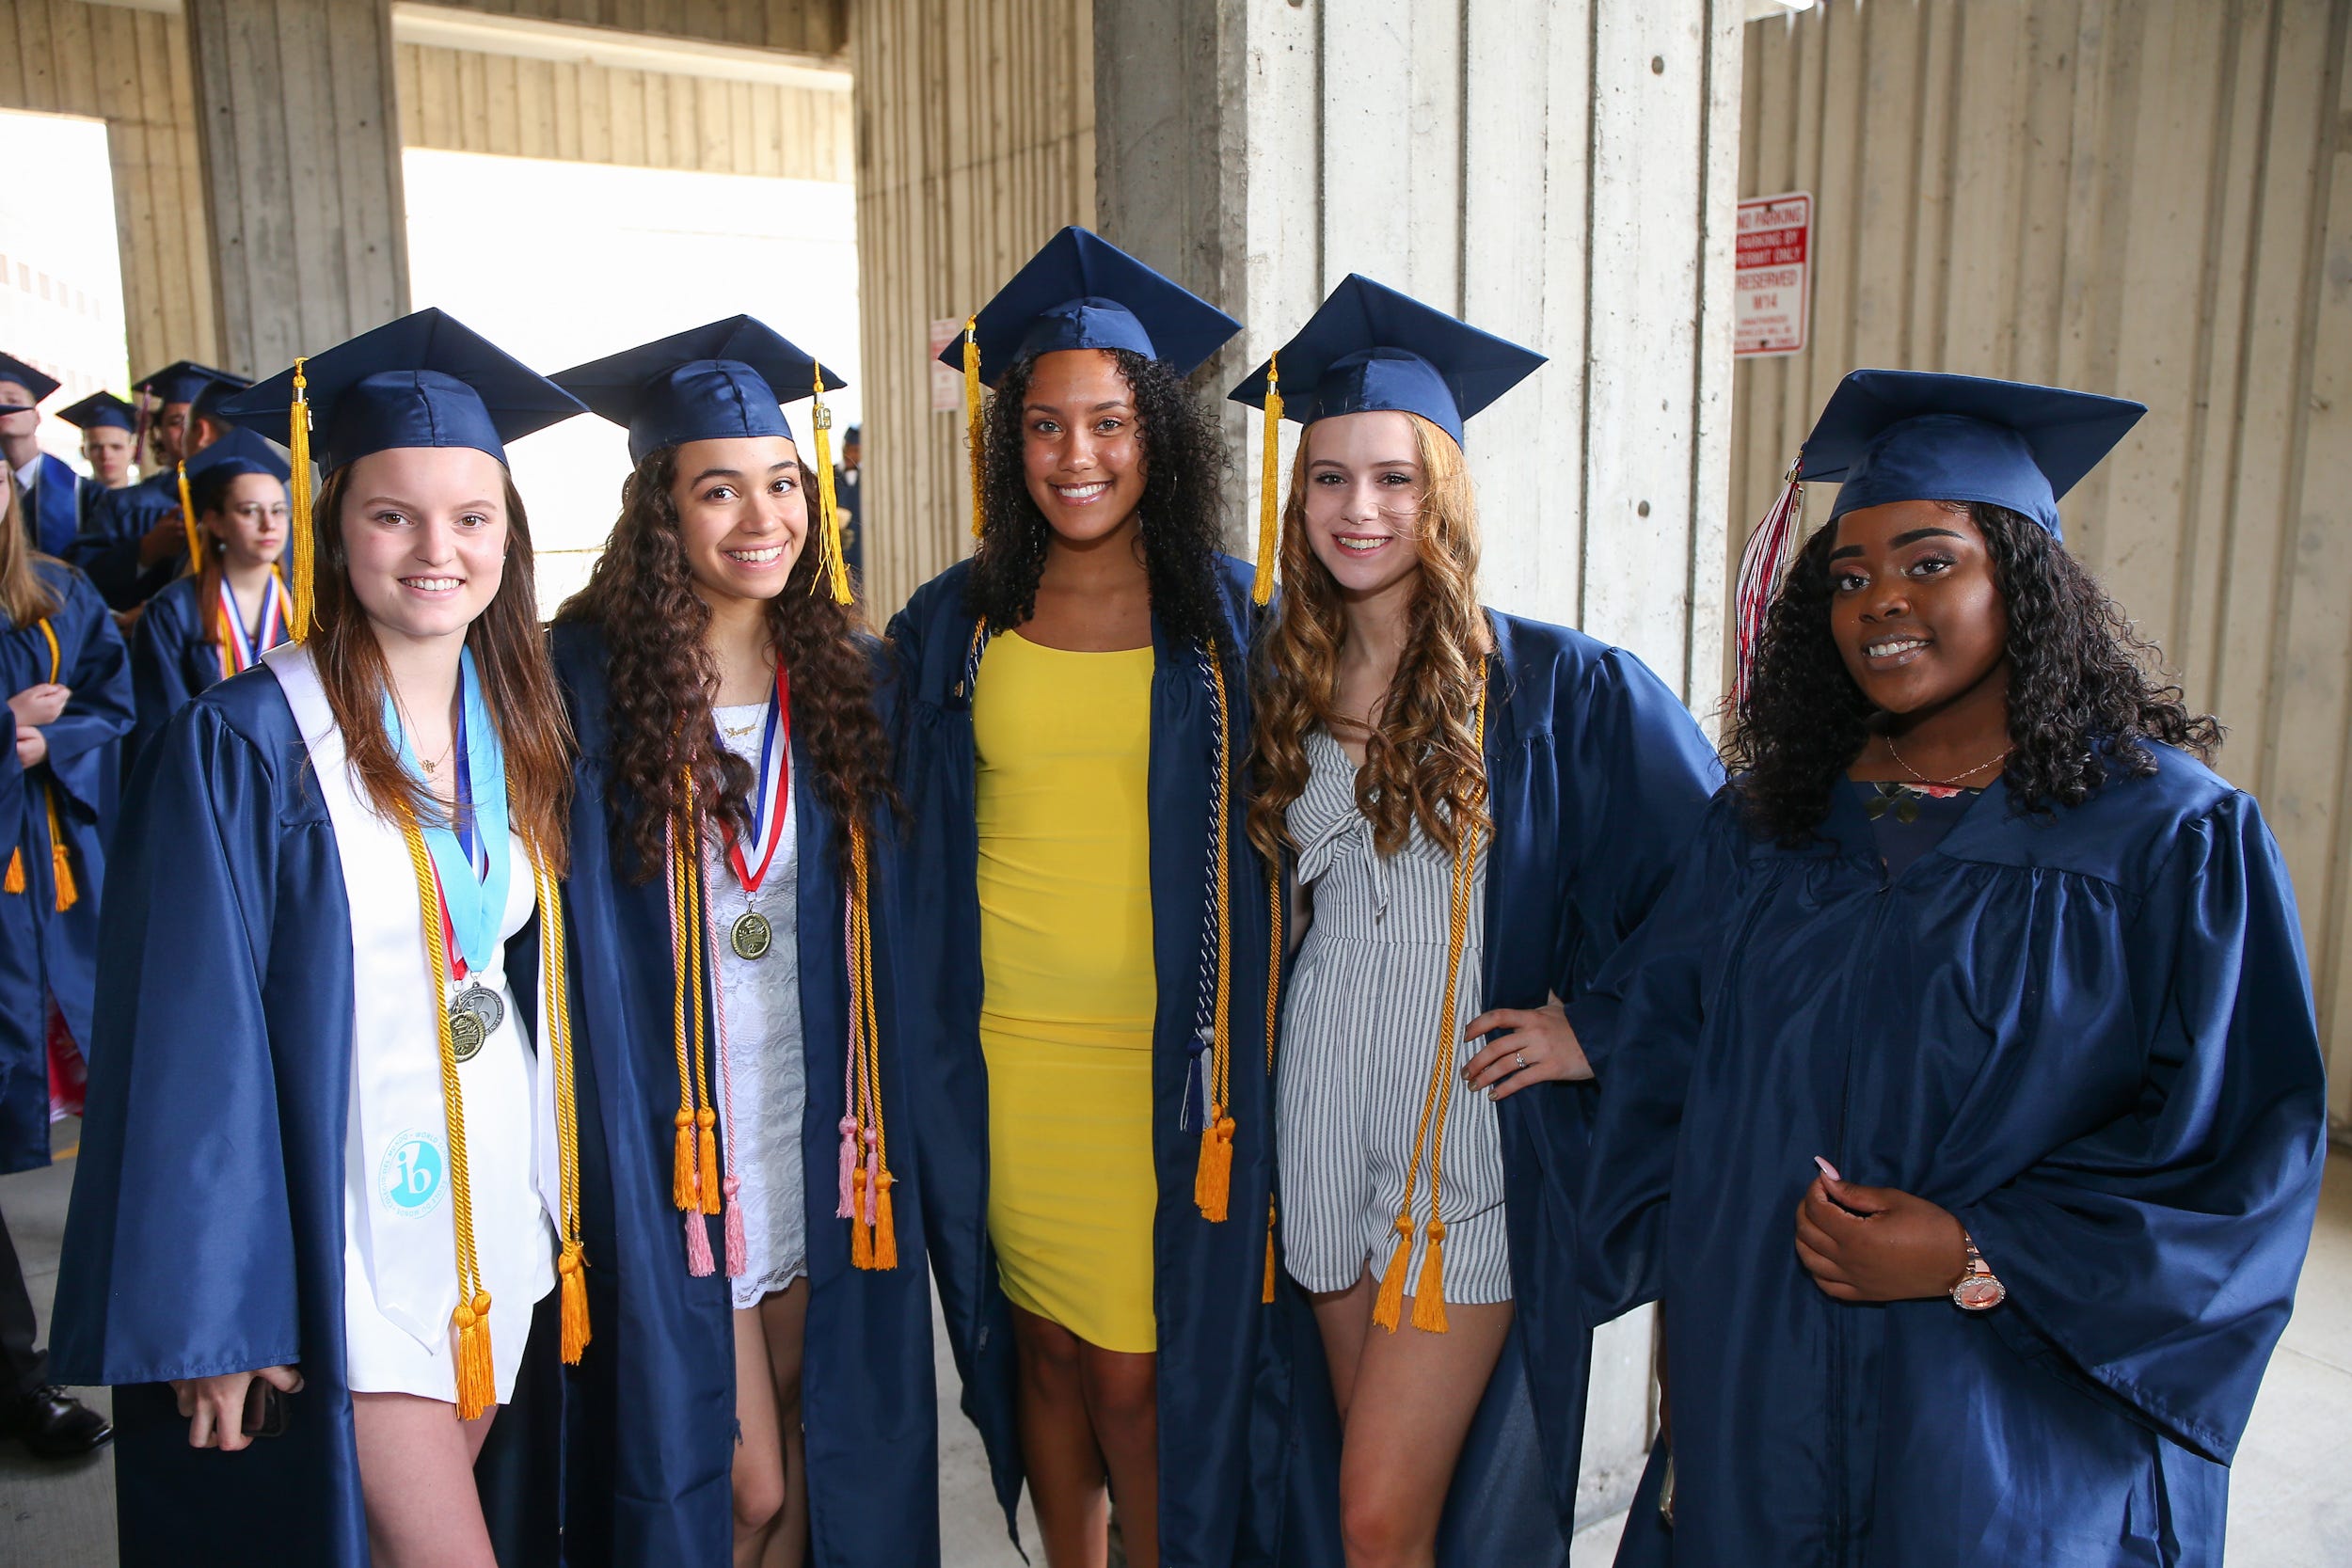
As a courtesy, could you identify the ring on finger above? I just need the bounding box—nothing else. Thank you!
[1514,1049,1527,1069]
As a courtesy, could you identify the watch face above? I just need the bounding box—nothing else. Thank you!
[1954,1273,2007,1311]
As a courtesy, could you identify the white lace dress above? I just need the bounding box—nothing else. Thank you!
[708,704,807,1308]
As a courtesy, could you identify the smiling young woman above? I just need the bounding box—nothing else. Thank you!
[1232,276,1722,1567]
[1572,371,2328,1568]
[889,228,1274,1568]
[548,318,933,1568]
[55,310,591,1568]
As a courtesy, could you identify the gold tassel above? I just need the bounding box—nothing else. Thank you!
[871,1174,898,1271]
[1410,1220,1450,1334]
[4,848,23,895]
[286,357,315,641]
[558,1243,590,1365]
[1263,1199,1278,1305]
[696,1106,722,1216]
[177,462,200,574]
[1194,1108,1233,1222]
[453,1291,495,1421]
[850,1168,874,1269]
[49,843,74,911]
[1372,1216,1413,1333]
[810,363,852,605]
[963,316,984,540]
[1253,354,1282,606]
[673,1110,697,1212]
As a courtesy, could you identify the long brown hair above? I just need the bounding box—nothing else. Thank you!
[0,469,60,627]
[555,448,895,882]
[308,460,574,874]
[1248,413,1489,862]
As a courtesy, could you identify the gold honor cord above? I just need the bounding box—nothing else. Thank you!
[845,821,898,1270]
[1263,865,1283,1304]
[1371,660,1489,1337]
[398,812,495,1418]
[1253,354,1282,607]
[666,770,723,1282]
[6,622,77,908]
[810,363,853,606]
[963,316,985,539]
[1194,655,1237,1222]
[177,461,200,574]
[531,852,591,1363]
[287,357,315,641]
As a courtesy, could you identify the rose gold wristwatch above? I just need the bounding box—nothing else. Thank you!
[1950,1229,2006,1311]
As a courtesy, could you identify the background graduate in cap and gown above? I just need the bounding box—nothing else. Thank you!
[0,456,130,1137]
[57,389,140,503]
[889,226,1279,1568]
[67,360,250,611]
[1572,370,2328,1567]
[548,316,937,1566]
[126,426,294,768]
[1230,277,1722,1566]
[0,353,95,557]
[55,308,593,1567]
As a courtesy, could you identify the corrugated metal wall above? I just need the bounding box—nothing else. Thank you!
[395,42,851,178]
[847,0,1095,612]
[454,0,846,57]
[1,0,220,373]
[1734,0,2352,1126]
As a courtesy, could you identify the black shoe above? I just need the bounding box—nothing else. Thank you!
[6,1385,113,1458]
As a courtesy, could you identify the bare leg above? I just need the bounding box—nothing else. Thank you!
[1076,1342,1158,1568]
[756,1280,810,1568]
[351,1391,500,1568]
[1308,1271,1377,1423]
[732,1304,784,1567]
[1010,1304,1109,1568]
[1333,1293,1513,1568]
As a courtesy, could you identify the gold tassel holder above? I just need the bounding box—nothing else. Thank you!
[1193,655,1236,1222]
[963,316,985,541]
[845,820,899,1270]
[177,462,201,574]
[1370,661,1488,1336]
[809,363,853,606]
[1253,355,1282,606]
[399,813,496,1418]
[286,357,316,641]
[532,853,592,1365]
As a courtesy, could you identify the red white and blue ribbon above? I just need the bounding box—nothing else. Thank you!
[1733,455,1805,707]
[216,571,292,679]
[722,666,792,895]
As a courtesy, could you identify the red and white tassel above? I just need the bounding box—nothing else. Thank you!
[1734,455,1805,707]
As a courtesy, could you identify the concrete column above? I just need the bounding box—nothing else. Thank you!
[184,0,410,377]
[1093,0,1746,1524]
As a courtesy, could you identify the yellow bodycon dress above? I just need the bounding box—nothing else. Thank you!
[973,629,1158,1353]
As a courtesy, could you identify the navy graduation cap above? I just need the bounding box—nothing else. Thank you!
[1227,273,1546,449]
[183,425,293,488]
[556,315,859,602]
[134,360,246,409]
[56,390,136,433]
[555,315,845,466]
[940,226,1241,388]
[0,354,60,406]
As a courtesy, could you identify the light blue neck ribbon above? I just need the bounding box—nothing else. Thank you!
[384,645,511,974]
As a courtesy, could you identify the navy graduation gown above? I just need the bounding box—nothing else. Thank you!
[67,468,181,610]
[550,621,939,1568]
[21,452,89,556]
[51,671,557,1565]
[128,576,218,772]
[0,558,130,1173]
[887,553,1280,1567]
[1573,754,2328,1568]
[1271,613,1723,1566]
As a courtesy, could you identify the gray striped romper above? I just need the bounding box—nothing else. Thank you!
[1277,727,1509,1304]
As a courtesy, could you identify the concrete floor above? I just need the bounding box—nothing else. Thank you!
[5,1127,2347,1566]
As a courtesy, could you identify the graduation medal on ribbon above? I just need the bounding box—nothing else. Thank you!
[722,667,790,961]
[217,570,291,679]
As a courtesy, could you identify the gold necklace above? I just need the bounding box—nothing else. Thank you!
[1884,732,2009,787]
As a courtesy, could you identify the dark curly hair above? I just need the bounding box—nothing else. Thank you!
[556,449,896,882]
[962,347,1233,664]
[1725,500,2220,845]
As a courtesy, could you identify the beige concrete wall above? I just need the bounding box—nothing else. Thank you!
[454,0,846,57]
[0,0,220,373]
[1733,0,2352,1128]
[847,0,1096,613]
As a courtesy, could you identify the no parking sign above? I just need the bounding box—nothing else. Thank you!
[1736,192,1811,357]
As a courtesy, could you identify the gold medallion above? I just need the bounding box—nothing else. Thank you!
[449,1006,487,1063]
[729,910,772,961]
